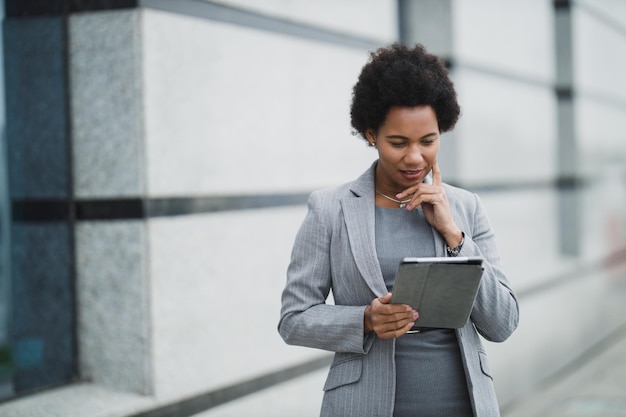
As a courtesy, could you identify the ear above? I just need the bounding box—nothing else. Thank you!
[365,129,376,146]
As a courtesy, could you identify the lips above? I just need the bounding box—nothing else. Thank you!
[400,169,424,181]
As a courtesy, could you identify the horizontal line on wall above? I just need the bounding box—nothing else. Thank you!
[127,354,333,417]
[575,0,626,40]
[577,88,626,110]
[139,0,383,50]
[132,250,625,417]
[11,193,312,222]
[451,61,626,111]
[11,178,588,222]
[5,0,138,17]
[451,60,626,110]
[457,177,587,194]
[516,248,626,299]
[554,1,571,11]
[8,0,383,51]
[449,59,554,90]
[500,320,626,415]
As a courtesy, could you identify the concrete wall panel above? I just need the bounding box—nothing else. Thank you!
[147,206,321,399]
[142,9,375,197]
[206,0,397,43]
[454,70,557,185]
[454,0,554,82]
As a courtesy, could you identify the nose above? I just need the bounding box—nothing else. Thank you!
[404,143,424,164]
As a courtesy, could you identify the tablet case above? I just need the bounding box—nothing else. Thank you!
[390,257,484,329]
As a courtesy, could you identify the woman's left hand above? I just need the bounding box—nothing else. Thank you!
[396,161,463,247]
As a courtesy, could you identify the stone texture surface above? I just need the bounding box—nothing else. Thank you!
[0,383,154,417]
[76,221,151,394]
[10,223,74,392]
[4,17,69,199]
[69,11,145,198]
[148,206,321,399]
[142,9,373,197]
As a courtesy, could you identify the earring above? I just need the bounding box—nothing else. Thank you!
[366,130,376,147]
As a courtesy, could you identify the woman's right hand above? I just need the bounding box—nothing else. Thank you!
[364,293,418,338]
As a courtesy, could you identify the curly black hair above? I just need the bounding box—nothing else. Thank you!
[350,43,460,142]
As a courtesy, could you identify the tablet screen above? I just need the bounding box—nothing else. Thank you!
[390,257,484,329]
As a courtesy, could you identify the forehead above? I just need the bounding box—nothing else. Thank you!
[381,106,439,134]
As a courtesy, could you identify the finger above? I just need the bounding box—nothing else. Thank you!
[372,305,418,327]
[410,190,439,206]
[373,304,414,322]
[377,320,416,339]
[395,182,425,199]
[405,192,435,211]
[432,160,442,186]
[380,293,413,312]
[406,188,446,211]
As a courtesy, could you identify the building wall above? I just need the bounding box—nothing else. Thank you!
[1,0,626,416]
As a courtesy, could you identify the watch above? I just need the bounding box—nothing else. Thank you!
[446,231,465,257]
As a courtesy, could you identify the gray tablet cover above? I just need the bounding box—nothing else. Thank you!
[390,257,484,329]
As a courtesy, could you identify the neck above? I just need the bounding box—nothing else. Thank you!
[374,189,412,208]
[374,179,404,198]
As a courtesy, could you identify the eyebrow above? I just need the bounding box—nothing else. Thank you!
[385,132,439,140]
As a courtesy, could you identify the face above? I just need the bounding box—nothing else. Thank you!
[366,105,440,192]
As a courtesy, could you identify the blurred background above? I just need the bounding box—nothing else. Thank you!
[0,0,625,416]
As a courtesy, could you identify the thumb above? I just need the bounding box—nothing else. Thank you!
[379,293,393,304]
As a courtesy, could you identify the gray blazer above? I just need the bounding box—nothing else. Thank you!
[279,162,519,417]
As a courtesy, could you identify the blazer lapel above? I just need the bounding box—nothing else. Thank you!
[341,163,388,297]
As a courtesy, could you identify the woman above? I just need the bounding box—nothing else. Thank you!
[278,43,519,417]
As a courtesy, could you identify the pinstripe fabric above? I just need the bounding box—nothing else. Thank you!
[278,161,519,417]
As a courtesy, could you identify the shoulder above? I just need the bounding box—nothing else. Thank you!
[442,182,485,223]
[443,183,494,235]
[443,182,478,207]
[308,181,354,210]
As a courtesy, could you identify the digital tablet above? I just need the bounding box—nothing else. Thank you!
[390,257,484,329]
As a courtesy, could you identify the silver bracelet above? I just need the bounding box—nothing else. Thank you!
[446,231,465,257]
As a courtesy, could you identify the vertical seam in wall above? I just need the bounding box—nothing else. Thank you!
[61,3,80,383]
[136,8,155,395]
[397,0,407,43]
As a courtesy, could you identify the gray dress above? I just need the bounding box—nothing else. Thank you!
[375,206,474,417]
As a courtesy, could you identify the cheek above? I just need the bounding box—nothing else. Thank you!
[378,148,399,162]
[427,146,440,161]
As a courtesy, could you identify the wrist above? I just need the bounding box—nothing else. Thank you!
[443,228,463,248]
[446,231,465,257]
[364,305,373,333]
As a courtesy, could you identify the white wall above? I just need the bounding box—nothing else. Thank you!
[2,1,626,416]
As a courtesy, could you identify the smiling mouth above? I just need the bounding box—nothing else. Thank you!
[401,169,423,176]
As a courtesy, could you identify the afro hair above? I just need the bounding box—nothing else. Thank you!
[350,43,460,142]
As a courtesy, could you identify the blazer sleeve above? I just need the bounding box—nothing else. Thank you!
[278,191,374,354]
[458,193,519,342]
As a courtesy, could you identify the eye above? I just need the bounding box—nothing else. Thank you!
[390,142,405,148]
[421,136,438,145]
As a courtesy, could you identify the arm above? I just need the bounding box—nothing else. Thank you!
[396,161,518,341]
[278,192,374,354]
[461,193,519,342]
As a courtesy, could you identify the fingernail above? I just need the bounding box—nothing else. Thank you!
[406,306,413,312]
[412,311,419,320]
